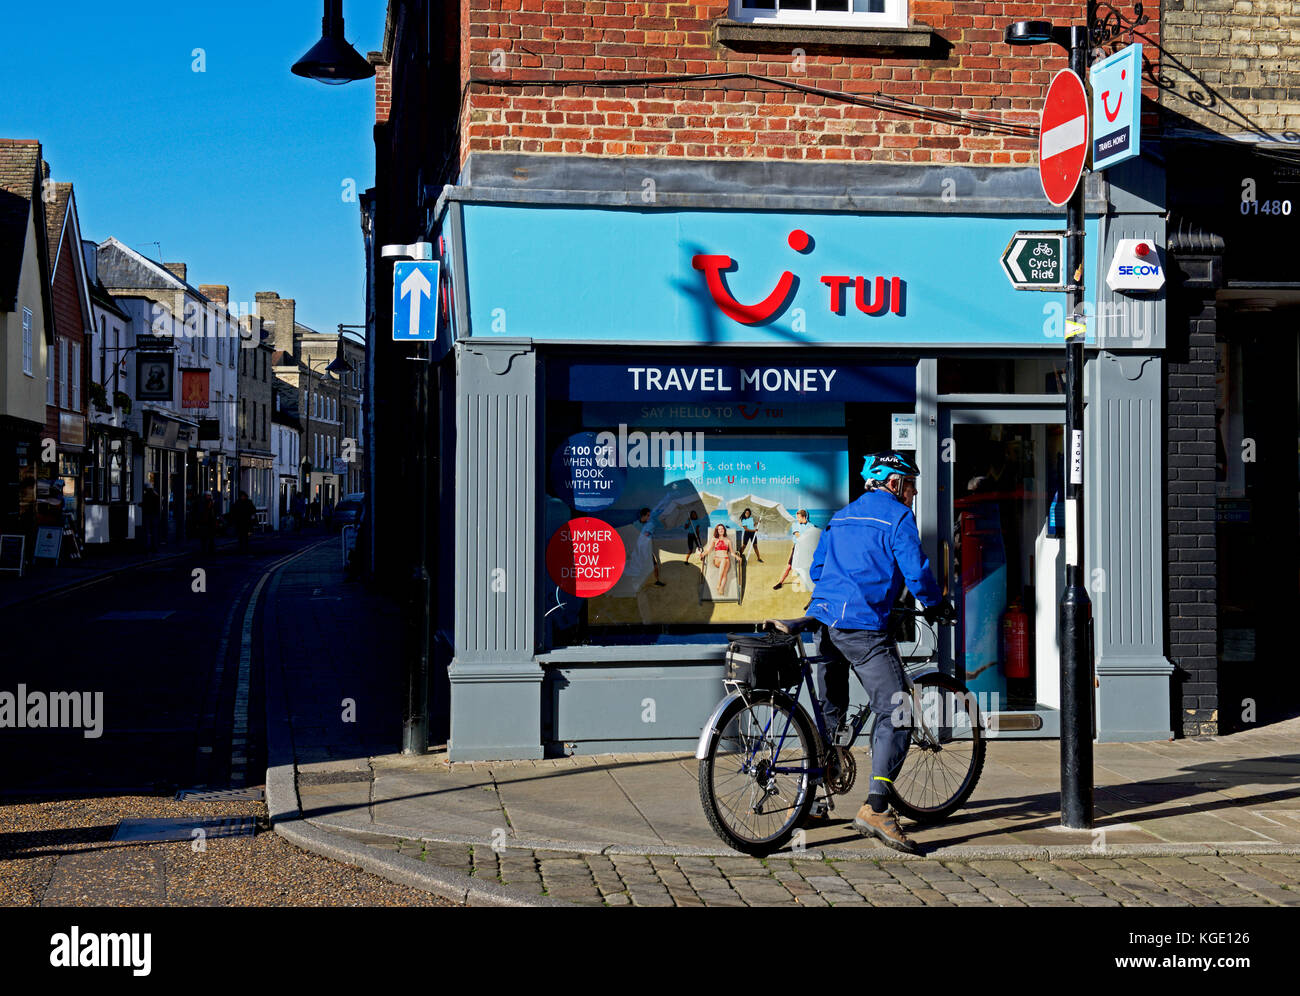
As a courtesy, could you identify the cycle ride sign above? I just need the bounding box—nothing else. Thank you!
[1000,231,1067,291]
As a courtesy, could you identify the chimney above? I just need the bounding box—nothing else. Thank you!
[163,262,188,282]
[256,291,297,357]
[200,284,229,305]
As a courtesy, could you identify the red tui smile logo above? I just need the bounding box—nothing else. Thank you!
[1101,69,1126,122]
[691,228,904,325]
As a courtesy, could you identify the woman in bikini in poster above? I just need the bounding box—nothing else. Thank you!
[707,523,733,596]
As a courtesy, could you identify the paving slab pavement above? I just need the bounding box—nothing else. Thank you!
[298,718,1300,861]
[268,543,1300,906]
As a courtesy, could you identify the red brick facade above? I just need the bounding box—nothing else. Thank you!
[455,1,1160,168]
[45,207,88,446]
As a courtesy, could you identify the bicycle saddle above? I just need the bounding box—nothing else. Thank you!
[764,616,818,635]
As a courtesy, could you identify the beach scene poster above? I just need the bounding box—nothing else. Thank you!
[584,434,849,626]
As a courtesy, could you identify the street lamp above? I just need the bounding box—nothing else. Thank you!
[291,0,374,85]
[1005,15,1094,831]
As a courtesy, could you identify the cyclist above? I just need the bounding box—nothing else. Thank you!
[806,451,955,854]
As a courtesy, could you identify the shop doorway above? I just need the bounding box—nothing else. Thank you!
[1215,306,1300,728]
[938,409,1066,733]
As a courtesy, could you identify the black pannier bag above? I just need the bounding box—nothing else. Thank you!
[725,632,802,688]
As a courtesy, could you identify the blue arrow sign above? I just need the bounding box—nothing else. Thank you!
[1090,44,1141,171]
[392,260,440,341]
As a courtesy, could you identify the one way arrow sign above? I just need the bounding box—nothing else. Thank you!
[392,260,440,341]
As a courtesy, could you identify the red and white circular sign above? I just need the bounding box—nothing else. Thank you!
[546,517,625,598]
[1039,69,1090,207]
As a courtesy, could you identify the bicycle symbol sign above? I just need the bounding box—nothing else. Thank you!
[1001,231,1067,291]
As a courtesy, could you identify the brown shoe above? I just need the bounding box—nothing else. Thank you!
[853,804,920,855]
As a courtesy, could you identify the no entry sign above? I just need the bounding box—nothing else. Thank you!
[1039,69,1090,207]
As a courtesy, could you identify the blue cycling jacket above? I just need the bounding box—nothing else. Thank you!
[807,489,943,631]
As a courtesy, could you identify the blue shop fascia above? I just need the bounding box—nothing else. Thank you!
[429,152,1171,761]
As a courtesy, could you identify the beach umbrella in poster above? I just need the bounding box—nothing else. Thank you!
[727,494,794,536]
[657,489,723,529]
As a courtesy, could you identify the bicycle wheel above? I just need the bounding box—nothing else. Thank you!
[698,689,819,856]
[871,672,986,822]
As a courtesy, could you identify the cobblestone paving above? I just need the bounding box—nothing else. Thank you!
[365,836,1300,907]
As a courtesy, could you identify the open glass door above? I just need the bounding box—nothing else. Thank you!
[939,409,1065,735]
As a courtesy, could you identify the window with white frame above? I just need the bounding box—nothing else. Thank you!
[731,0,906,27]
[46,338,55,403]
[22,308,33,375]
[59,339,69,408]
[70,341,80,410]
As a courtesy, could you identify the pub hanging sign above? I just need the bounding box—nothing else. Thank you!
[136,353,173,402]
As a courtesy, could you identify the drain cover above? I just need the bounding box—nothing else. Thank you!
[111,816,256,843]
[176,787,264,802]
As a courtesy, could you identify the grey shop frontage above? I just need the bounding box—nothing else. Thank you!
[430,155,1173,760]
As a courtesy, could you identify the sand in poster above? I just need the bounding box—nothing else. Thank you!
[589,435,847,626]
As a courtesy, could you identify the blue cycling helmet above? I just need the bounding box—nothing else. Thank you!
[861,450,921,483]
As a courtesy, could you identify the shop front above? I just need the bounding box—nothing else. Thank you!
[1167,139,1300,731]
[238,453,274,524]
[84,423,136,547]
[142,410,196,546]
[0,415,40,543]
[436,158,1171,759]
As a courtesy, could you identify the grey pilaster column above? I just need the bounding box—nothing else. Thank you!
[448,338,542,760]
[1086,350,1174,741]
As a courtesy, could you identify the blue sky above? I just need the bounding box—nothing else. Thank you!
[0,1,382,334]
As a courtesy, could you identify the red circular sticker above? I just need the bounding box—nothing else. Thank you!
[546,517,626,598]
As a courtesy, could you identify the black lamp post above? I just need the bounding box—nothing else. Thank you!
[292,0,375,85]
[1005,15,1093,831]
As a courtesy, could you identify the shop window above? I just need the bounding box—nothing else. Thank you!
[938,357,1066,396]
[541,363,911,649]
[731,0,906,27]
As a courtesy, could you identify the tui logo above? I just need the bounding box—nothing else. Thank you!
[692,228,905,325]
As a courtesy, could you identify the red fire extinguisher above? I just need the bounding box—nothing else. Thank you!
[1002,600,1029,680]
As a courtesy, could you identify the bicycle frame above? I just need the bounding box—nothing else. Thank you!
[699,623,949,789]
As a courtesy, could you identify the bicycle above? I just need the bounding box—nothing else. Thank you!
[696,608,987,856]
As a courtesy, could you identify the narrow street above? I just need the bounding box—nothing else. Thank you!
[0,535,452,907]
[0,537,304,796]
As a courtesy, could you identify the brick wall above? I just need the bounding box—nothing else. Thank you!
[375,61,392,123]
[1162,0,1300,136]
[1166,299,1218,736]
[456,1,1161,168]
[45,219,88,440]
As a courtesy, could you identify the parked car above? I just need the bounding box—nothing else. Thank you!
[333,493,365,530]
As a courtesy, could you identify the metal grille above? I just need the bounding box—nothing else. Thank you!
[175,787,264,802]
[111,816,256,843]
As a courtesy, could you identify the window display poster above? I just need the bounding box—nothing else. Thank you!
[546,433,848,627]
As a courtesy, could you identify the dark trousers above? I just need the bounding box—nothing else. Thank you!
[814,623,912,799]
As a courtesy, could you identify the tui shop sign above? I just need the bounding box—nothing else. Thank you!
[461,206,1098,347]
